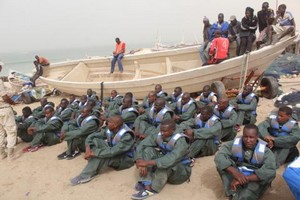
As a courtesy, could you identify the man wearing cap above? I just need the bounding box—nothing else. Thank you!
[228,15,241,56]
[0,62,18,160]
[199,16,213,65]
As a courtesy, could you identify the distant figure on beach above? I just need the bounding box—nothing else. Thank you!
[110,37,125,74]
[31,55,50,87]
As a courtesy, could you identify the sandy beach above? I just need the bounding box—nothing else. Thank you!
[0,77,299,200]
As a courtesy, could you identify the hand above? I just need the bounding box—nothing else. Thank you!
[27,127,36,135]
[138,134,147,140]
[184,129,194,139]
[267,140,274,149]
[136,160,149,168]
[230,180,241,191]
[173,114,181,121]
[139,167,148,177]
[231,170,248,185]
[138,107,145,114]
[60,131,65,142]
[84,147,95,160]
[264,135,275,142]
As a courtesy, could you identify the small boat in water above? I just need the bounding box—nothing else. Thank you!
[39,34,298,99]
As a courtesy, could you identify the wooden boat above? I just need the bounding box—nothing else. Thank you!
[39,34,298,99]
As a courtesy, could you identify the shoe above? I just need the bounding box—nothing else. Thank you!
[57,151,69,160]
[131,189,157,200]
[22,145,32,153]
[70,175,93,186]
[7,148,20,161]
[134,182,145,191]
[29,144,44,152]
[66,151,81,160]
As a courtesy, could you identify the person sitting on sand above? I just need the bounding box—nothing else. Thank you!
[134,98,173,141]
[182,106,222,158]
[154,84,168,98]
[195,85,217,108]
[230,85,258,132]
[172,92,197,124]
[32,98,55,119]
[258,106,300,168]
[23,105,63,152]
[70,115,135,186]
[103,90,123,115]
[55,98,73,123]
[165,86,183,110]
[138,91,157,114]
[131,119,191,200]
[57,105,100,160]
[214,124,276,200]
[15,106,38,143]
[110,37,125,74]
[213,97,238,142]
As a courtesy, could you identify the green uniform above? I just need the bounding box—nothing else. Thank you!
[104,95,123,114]
[55,107,73,122]
[165,93,183,110]
[15,115,37,142]
[134,106,173,136]
[156,91,168,99]
[63,114,100,154]
[214,138,276,200]
[138,97,154,112]
[181,114,222,158]
[174,98,196,124]
[196,91,217,108]
[213,105,238,141]
[32,102,55,119]
[258,114,300,168]
[79,124,135,179]
[231,93,258,125]
[135,132,191,192]
[117,106,139,129]
[30,116,63,147]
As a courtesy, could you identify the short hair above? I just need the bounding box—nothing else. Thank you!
[243,124,259,136]
[201,106,213,115]
[22,106,32,114]
[279,106,292,116]
[175,87,182,92]
[44,105,54,112]
[161,119,176,130]
[279,4,286,10]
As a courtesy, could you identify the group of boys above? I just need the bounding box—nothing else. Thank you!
[12,82,300,200]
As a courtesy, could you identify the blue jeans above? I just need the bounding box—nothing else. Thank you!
[199,42,210,65]
[110,53,124,73]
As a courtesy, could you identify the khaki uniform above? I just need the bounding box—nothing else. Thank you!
[0,79,17,148]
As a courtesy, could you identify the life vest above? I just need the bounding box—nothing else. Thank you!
[213,105,235,119]
[236,92,257,115]
[171,92,183,103]
[156,132,191,165]
[60,107,73,116]
[199,92,216,104]
[78,101,88,108]
[119,106,139,128]
[176,98,195,114]
[76,115,100,128]
[45,116,63,137]
[194,114,220,144]
[149,106,173,126]
[106,124,134,157]
[157,90,168,97]
[269,115,297,137]
[23,115,37,122]
[232,137,267,166]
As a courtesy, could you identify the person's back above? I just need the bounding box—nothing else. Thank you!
[210,37,229,60]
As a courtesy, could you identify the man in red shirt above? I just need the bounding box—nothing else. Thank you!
[110,37,125,74]
[206,30,229,65]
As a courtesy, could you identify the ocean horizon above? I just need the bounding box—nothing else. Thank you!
[0,41,163,76]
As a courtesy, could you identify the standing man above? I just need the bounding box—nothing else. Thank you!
[110,37,125,74]
[0,62,18,160]
[199,16,212,65]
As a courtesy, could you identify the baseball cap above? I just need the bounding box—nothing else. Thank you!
[229,15,236,21]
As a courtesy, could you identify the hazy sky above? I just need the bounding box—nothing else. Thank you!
[0,0,299,54]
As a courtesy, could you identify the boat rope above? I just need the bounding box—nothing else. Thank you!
[239,53,250,91]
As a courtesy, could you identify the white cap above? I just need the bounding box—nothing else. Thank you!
[229,15,236,21]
